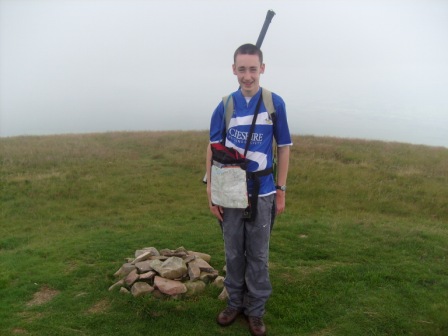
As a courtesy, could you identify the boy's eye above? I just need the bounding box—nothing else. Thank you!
[238,67,258,73]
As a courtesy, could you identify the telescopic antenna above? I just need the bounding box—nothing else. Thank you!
[256,10,276,49]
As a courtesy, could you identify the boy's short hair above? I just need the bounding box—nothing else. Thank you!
[234,43,263,64]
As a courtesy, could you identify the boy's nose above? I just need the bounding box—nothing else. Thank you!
[242,71,251,79]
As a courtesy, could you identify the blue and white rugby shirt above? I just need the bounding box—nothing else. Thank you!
[210,88,293,197]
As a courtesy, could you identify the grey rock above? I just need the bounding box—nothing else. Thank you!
[152,289,166,299]
[213,276,225,288]
[119,287,130,294]
[188,251,211,263]
[188,262,201,281]
[114,263,136,278]
[148,259,163,274]
[141,247,160,256]
[189,258,214,273]
[159,249,172,256]
[183,255,196,264]
[159,257,187,280]
[108,279,125,291]
[135,260,153,273]
[124,269,139,287]
[131,251,153,264]
[131,282,154,297]
[175,246,188,254]
[135,247,160,258]
[218,287,228,301]
[154,276,187,296]
[185,280,206,296]
[160,248,188,258]
[199,270,219,284]
[139,271,157,281]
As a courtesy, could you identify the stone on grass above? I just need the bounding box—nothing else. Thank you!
[111,246,223,300]
[108,279,125,291]
[148,259,163,274]
[188,263,201,281]
[188,251,211,263]
[120,287,130,294]
[189,258,214,272]
[139,271,157,281]
[199,270,219,284]
[185,280,206,296]
[213,276,225,288]
[124,269,139,287]
[135,247,160,258]
[154,276,187,296]
[114,263,136,278]
[218,287,228,301]
[132,251,153,264]
[135,260,154,273]
[131,282,154,297]
[159,257,187,280]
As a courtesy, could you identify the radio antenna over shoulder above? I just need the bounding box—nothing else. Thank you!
[256,10,276,49]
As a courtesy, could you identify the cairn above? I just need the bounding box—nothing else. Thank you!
[109,246,227,299]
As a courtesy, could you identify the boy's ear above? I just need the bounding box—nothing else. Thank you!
[232,64,237,75]
[260,63,265,74]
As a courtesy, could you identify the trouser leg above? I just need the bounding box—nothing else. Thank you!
[222,207,246,311]
[221,195,275,316]
[243,195,274,317]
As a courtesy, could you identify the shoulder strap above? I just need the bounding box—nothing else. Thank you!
[261,88,278,180]
[223,94,234,131]
[261,88,276,118]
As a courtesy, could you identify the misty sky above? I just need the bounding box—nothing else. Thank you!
[1,0,447,147]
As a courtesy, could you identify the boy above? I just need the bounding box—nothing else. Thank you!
[206,43,292,336]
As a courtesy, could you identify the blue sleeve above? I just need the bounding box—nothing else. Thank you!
[209,101,225,143]
[272,93,293,146]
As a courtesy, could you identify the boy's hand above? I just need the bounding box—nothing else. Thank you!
[210,204,224,222]
[276,191,285,215]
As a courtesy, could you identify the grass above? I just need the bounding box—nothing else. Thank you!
[1,130,447,335]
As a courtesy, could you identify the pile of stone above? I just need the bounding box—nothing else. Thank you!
[109,246,227,299]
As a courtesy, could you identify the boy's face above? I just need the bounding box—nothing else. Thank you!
[232,53,265,97]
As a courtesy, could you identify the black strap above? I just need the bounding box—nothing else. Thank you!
[246,167,273,179]
[244,92,263,157]
[242,92,267,222]
[221,91,265,221]
[245,167,273,222]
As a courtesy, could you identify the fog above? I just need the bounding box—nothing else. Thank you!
[1,0,447,147]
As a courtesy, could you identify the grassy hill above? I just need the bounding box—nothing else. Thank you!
[1,131,447,335]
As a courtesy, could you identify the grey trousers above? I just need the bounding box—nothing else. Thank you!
[222,194,275,317]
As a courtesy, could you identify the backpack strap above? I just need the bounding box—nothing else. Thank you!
[260,89,278,180]
[223,94,234,131]
[261,88,276,120]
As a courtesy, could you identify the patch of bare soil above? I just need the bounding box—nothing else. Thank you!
[87,299,110,314]
[26,286,60,307]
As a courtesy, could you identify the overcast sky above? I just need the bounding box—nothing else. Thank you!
[1,0,447,147]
